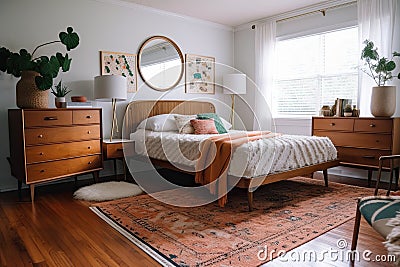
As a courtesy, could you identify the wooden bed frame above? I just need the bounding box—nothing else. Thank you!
[123,100,339,211]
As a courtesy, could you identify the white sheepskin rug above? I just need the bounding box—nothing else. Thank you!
[384,212,400,265]
[73,181,143,202]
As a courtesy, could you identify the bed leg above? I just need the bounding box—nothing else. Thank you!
[248,191,254,212]
[323,169,328,187]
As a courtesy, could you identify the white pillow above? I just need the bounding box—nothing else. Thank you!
[136,114,178,132]
[174,114,196,134]
[220,117,232,130]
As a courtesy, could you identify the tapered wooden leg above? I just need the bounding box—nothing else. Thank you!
[248,191,253,212]
[30,185,35,202]
[113,159,118,179]
[17,180,22,201]
[323,169,328,187]
[374,167,383,196]
[395,168,399,191]
[367,169,373,187]
[92,171,99,183]
[351,200,361,253]
[387,167,394,196]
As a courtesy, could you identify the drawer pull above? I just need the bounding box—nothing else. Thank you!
[86,115,92,119]
[88,146,91,149]
[330,123,336,126]
[369,124,376,127]
[44,116,58,121]
[38,134,43,138]
[362,155,375,159]
[88,161,92,165]
[87,131,91,134]
[39,152,44,155]
[40,170,45,173]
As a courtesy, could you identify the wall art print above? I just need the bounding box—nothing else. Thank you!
[100,51,137,93]
[185,54,215,94]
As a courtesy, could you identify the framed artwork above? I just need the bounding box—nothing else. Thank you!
[100,51,138,93]
[185,54,215,94]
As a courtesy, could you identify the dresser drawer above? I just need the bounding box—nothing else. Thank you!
[73,110,100,125]
[25,125,100,145]
[26,155,102,183]
[24,110,72,127]
[337,147,391,168]
[354,119,393,133]
[314,131,392,149]
[313,118,354,131]
[26,140,101,164]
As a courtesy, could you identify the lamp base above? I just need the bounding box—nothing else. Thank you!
[230,94,235,128]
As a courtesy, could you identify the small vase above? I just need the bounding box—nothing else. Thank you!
[55,97,66,108]
[370,86,396,117]
[16,71,49,109]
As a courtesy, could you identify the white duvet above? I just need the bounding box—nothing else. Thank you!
[130,129,337,178]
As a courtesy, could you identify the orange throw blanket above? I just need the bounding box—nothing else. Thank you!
[195,131,279,207]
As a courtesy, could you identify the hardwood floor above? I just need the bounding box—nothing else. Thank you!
[0,173,396,266]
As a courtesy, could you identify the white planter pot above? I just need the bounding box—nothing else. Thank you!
[370,86,396,117]
[55,97,66,108]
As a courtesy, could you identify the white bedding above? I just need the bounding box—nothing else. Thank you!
[130,129,337,178]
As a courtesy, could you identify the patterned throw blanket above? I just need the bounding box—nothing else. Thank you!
[194,131,280,207]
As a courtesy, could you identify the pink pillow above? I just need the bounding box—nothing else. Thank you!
[190,119,219,134]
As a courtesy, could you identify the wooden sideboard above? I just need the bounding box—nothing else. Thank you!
[8,108,103,201]
[312,117,400,186]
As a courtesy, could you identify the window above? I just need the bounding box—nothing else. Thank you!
[272,27,359,117]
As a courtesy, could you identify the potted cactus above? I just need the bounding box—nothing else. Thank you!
[0,27,79,108]
[360,39,400,117]
[51,80,71,108]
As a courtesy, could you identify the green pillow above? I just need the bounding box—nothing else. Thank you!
[197,113,227,134]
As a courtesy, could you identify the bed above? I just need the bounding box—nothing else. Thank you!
[123,100,339,211]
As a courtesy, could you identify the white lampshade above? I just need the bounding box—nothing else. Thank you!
[94,75,127,101]
[223,74,247,95]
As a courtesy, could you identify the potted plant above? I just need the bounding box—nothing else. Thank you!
[361,39,400,117]
[51,80,71,108]
[0,27,79,108]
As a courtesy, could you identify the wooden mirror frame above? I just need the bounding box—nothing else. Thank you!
[137,36,184,91]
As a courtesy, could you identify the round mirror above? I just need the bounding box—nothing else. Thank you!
[137,36,184,91]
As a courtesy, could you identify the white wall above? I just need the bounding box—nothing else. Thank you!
[0,0,234,191]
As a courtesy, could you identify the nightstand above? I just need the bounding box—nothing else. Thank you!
[102,139,134,180]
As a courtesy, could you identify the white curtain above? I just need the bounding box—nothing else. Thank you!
[253,21,276,130]
[358,0,397,116]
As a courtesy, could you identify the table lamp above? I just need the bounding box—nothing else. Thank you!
[94,75,127,142]
[223,73,247,127]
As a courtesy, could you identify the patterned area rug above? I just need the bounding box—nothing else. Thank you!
[91,177,375,266]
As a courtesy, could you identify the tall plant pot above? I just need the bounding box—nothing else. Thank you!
[370,86,396,117]
[16,71,49,109]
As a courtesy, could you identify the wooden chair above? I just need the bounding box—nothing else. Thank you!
[351,155,400,253]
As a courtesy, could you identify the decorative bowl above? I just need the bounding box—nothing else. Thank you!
[71,96,87,102]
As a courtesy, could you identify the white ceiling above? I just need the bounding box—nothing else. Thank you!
[121,0,329,27]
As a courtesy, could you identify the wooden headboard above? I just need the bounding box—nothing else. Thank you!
[123,100,215,137]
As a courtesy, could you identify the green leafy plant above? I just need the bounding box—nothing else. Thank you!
[51,80,71,97]
[0,27,79,90]
[361,39,400,86]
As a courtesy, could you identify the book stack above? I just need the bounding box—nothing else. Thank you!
[65,101,93,108]
[335,98,352,117]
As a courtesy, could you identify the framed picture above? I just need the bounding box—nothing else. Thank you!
[100,51,138,93]
[185,54,215,94]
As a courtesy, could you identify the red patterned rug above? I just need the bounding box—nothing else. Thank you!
[91,177,374,266]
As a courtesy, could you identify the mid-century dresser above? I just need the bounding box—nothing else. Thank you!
[312,117,400,186]
[8,108,103,201]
